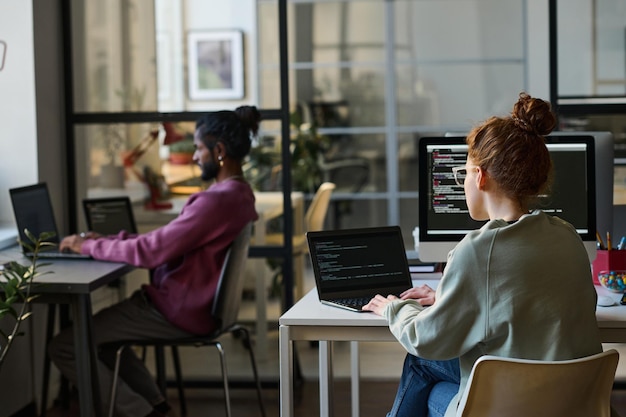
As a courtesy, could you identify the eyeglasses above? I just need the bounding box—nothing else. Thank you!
[452,166,467,186]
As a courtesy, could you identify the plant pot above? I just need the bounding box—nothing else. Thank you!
[100,164,125,189]
[169,152,194,165]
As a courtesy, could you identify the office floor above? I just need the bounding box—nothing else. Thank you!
[41,328,626,417]
[43,263,626,417]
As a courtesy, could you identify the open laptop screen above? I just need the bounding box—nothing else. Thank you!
[9,183,60,246]
[307,226,412,297]
[83,197,137,235]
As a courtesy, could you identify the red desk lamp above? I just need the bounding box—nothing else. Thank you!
[163,122,184,145]
[122,123,185,210]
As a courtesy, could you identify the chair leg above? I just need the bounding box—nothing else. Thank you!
[170,346,187,417]
[154,346,166,396]
[211,342,231,417]
[236,327,266,417]
[108,345,126,417]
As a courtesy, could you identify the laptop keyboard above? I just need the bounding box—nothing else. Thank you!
[26,249,91,259]
[330,296,372,310]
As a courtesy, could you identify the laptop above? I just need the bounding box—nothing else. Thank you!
[82,196,138,235]
[9,183,90,259]
[307,226,413,312]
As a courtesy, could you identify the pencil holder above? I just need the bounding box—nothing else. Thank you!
[592,250,626,285]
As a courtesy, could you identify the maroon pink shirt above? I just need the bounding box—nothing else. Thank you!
[81,180,258,334]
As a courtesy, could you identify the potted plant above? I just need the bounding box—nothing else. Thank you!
[243,108,329,193]
[289,109,330,193]
[0,230,53,374]
[168,133,196,165]
[97,124,127,188]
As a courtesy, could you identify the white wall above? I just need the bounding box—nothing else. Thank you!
[0,2,65,416]
[182,0,258,111]
[0,0,38,225]
[0,4,39,416]
[0,2,37,413]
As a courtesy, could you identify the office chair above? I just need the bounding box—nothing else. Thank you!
[106,222,265,417]
[258,182,336,300]
[455,349,619,417]
[318,155,368,229]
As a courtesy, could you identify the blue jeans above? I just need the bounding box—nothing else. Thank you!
[387,354,460,417]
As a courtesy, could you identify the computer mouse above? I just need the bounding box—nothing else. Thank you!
[597,295,615,307]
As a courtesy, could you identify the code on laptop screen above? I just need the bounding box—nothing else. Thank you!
[308,227,411,294]
[83,198,137,235]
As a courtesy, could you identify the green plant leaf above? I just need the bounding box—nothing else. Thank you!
[4,295,17,305]
[0,306,18,319]
[0,228,54,373]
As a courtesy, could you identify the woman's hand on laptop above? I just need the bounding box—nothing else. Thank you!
[400,284,435,306]
[362,294,398,316]
[364,285,436,315]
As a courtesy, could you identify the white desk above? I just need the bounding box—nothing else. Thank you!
[279,281,626,417]
[0,246,133,417]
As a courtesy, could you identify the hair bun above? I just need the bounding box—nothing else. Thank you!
[235,106,261,136]
[510,92,556,136]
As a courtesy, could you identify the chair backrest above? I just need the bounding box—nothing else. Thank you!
[211,222,253,330]
[304,182,336,232]
[456,349,619,417]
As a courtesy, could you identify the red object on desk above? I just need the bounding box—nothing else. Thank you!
[144,170,173,210]
[145,194,173,210]
[592,250,626,285]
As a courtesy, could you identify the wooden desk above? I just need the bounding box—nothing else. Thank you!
[0,246,133,417]
[279,281,626,417]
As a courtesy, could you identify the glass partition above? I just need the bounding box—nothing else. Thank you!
[68,0,533,254]
[557,0,626,101]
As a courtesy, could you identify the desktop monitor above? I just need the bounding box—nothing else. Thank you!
[549,131,614,239]
[417,135,597,262]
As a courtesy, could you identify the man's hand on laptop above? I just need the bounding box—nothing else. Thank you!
[59,231,100,253]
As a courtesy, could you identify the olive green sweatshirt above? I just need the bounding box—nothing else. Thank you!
[383,210,602,417]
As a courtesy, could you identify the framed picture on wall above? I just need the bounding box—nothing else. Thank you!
[187,30,244,100]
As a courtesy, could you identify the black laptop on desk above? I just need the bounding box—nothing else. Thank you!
[9,183,91,259]
[82,196,138,235]
[306,226,414,312]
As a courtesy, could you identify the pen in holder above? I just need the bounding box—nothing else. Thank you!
[592,249,626,285]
